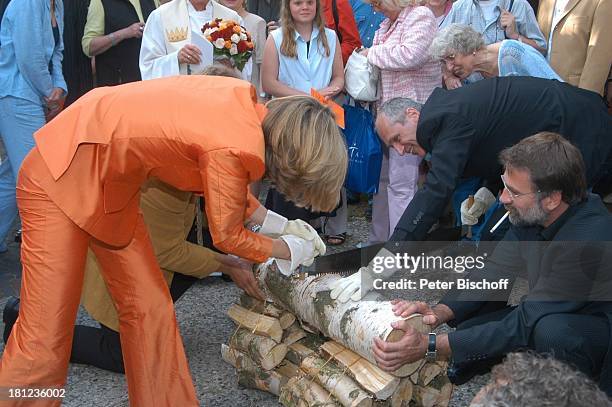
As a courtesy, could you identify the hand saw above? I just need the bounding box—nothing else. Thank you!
[295,243,385,278]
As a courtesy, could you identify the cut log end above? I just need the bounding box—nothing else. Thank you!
[228,303,283,343]
[229,328,288,370]
[301,355,373,407]
[321,341,399,401]
[279,376,340,407]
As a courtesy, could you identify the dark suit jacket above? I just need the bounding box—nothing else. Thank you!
[390,77,612,242]
[440,194,612,394]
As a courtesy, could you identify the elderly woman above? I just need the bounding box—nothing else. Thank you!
[361,0,441,243]
[0,0,67,253]
[430,24,562,81]
[0,76,347,406]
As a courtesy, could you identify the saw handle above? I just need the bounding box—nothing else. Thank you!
[466,195,475,239]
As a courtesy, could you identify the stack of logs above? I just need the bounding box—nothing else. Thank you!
[220,260,453,407]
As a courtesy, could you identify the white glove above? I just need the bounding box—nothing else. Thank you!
[284,219,326,257]
[460,187,496,226]
[260,210,326,257]
[275,235,316,276]
[329,268,364,303]
[329,248,401,302]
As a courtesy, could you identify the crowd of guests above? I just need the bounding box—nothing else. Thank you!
[0,0,611,404]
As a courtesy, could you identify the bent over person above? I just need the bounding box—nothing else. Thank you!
[0,76,347,406]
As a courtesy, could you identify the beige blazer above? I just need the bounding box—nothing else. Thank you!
[538,0,612,95]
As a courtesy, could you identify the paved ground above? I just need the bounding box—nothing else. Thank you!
[0,199,490,406]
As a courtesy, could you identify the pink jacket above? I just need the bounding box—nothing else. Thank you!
[368,5,441,104]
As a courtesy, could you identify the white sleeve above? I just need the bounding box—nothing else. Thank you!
[139,10,181,80]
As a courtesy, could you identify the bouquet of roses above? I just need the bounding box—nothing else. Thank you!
[202,19,254,72]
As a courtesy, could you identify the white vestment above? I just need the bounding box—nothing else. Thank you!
[140,0,250,79]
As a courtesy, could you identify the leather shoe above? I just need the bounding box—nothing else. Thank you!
[2,296,20,345]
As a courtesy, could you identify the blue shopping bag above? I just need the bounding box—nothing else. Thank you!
[342,103,382,194]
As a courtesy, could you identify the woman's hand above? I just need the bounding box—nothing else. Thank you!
[443,74,462,90]
[318,85,341,99]
[178,44,202,65]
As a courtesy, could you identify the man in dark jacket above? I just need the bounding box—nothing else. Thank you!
[370,133,612,395]
[381,76,612,243]
[329,77,612,305]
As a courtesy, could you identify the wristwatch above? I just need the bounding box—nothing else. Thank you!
[425,332,437,362]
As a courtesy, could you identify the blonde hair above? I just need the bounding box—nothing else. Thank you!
[279,0,331,58]
[201,63,242,78]
[263,96,347,212]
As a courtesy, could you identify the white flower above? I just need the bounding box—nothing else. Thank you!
[231,33,240,43]
[203,27,217,37]
[230,44,238,55]
[240,33,247,41]
[214,38,226,49]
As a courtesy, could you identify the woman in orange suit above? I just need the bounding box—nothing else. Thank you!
[0,75,347,406]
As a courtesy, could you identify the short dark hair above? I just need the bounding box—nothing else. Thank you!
[474,352,612,407]
[499,132,587,205]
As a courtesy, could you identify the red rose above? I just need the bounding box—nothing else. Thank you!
[237,40,248,53]
[220,27,234,39]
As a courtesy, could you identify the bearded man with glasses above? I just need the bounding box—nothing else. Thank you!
[373,132,612,396]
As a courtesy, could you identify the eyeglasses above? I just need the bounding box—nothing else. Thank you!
[500,174,540,201]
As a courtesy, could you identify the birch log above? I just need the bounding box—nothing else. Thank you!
[320,341,399,400]
[300,354,373,407]
[257,261,429,376]
[279,376,340,407]
[240,293,283,318]
[390,378,413,407]
[227,304,283,343]
[220,344,287,396]
[283,322,307,345]
[413,375,453,407]
[228,328,287,370]
[285,341,316,365]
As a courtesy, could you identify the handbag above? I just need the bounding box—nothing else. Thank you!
[342,102,382,194]
[344,49,380,102]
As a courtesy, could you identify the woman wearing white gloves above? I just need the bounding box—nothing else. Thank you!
[258,210,327,275]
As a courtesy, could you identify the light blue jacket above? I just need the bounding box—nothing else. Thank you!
[498,40,562,80]
[0,0,67,104]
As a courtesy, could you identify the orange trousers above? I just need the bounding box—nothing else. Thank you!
[0,153,198,406]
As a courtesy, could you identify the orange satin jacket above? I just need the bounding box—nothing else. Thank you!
[32,76,273,263]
